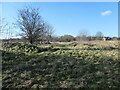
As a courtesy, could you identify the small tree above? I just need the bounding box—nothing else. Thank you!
[0,18,8,39]
[60,35,75,42]
[95,31,104,40]
[17,7,45,44]
[44,23,54,43]
[78,30,89,41]
[52,36,60,42]
[0,18,15,39]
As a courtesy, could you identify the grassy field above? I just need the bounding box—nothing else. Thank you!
[2,40,120,88]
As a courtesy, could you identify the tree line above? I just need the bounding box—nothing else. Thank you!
[1,6,118,44]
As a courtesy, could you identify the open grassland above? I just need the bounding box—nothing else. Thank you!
[2,40,120,88]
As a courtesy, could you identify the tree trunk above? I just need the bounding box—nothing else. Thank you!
[30,39,33,44]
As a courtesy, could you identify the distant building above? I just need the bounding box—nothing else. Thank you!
[117,37,120,40]
[102,37,112,41]
[112,37,118,41]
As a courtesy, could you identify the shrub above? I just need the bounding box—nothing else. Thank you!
[11,44,53,54]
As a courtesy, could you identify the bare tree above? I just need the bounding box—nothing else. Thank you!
[95,31,104,40]
[0,18,15,51]
[0,18,13,39]
[17,7,45,44]
[0,18,8,39]
[78,29,89,41]
[44,23,54,43]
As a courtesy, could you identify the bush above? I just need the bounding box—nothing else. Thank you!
[11,44,53,54]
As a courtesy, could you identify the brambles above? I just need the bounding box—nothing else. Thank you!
[10,44,57,54]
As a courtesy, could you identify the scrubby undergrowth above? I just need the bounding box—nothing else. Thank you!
[2,41,120,88]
